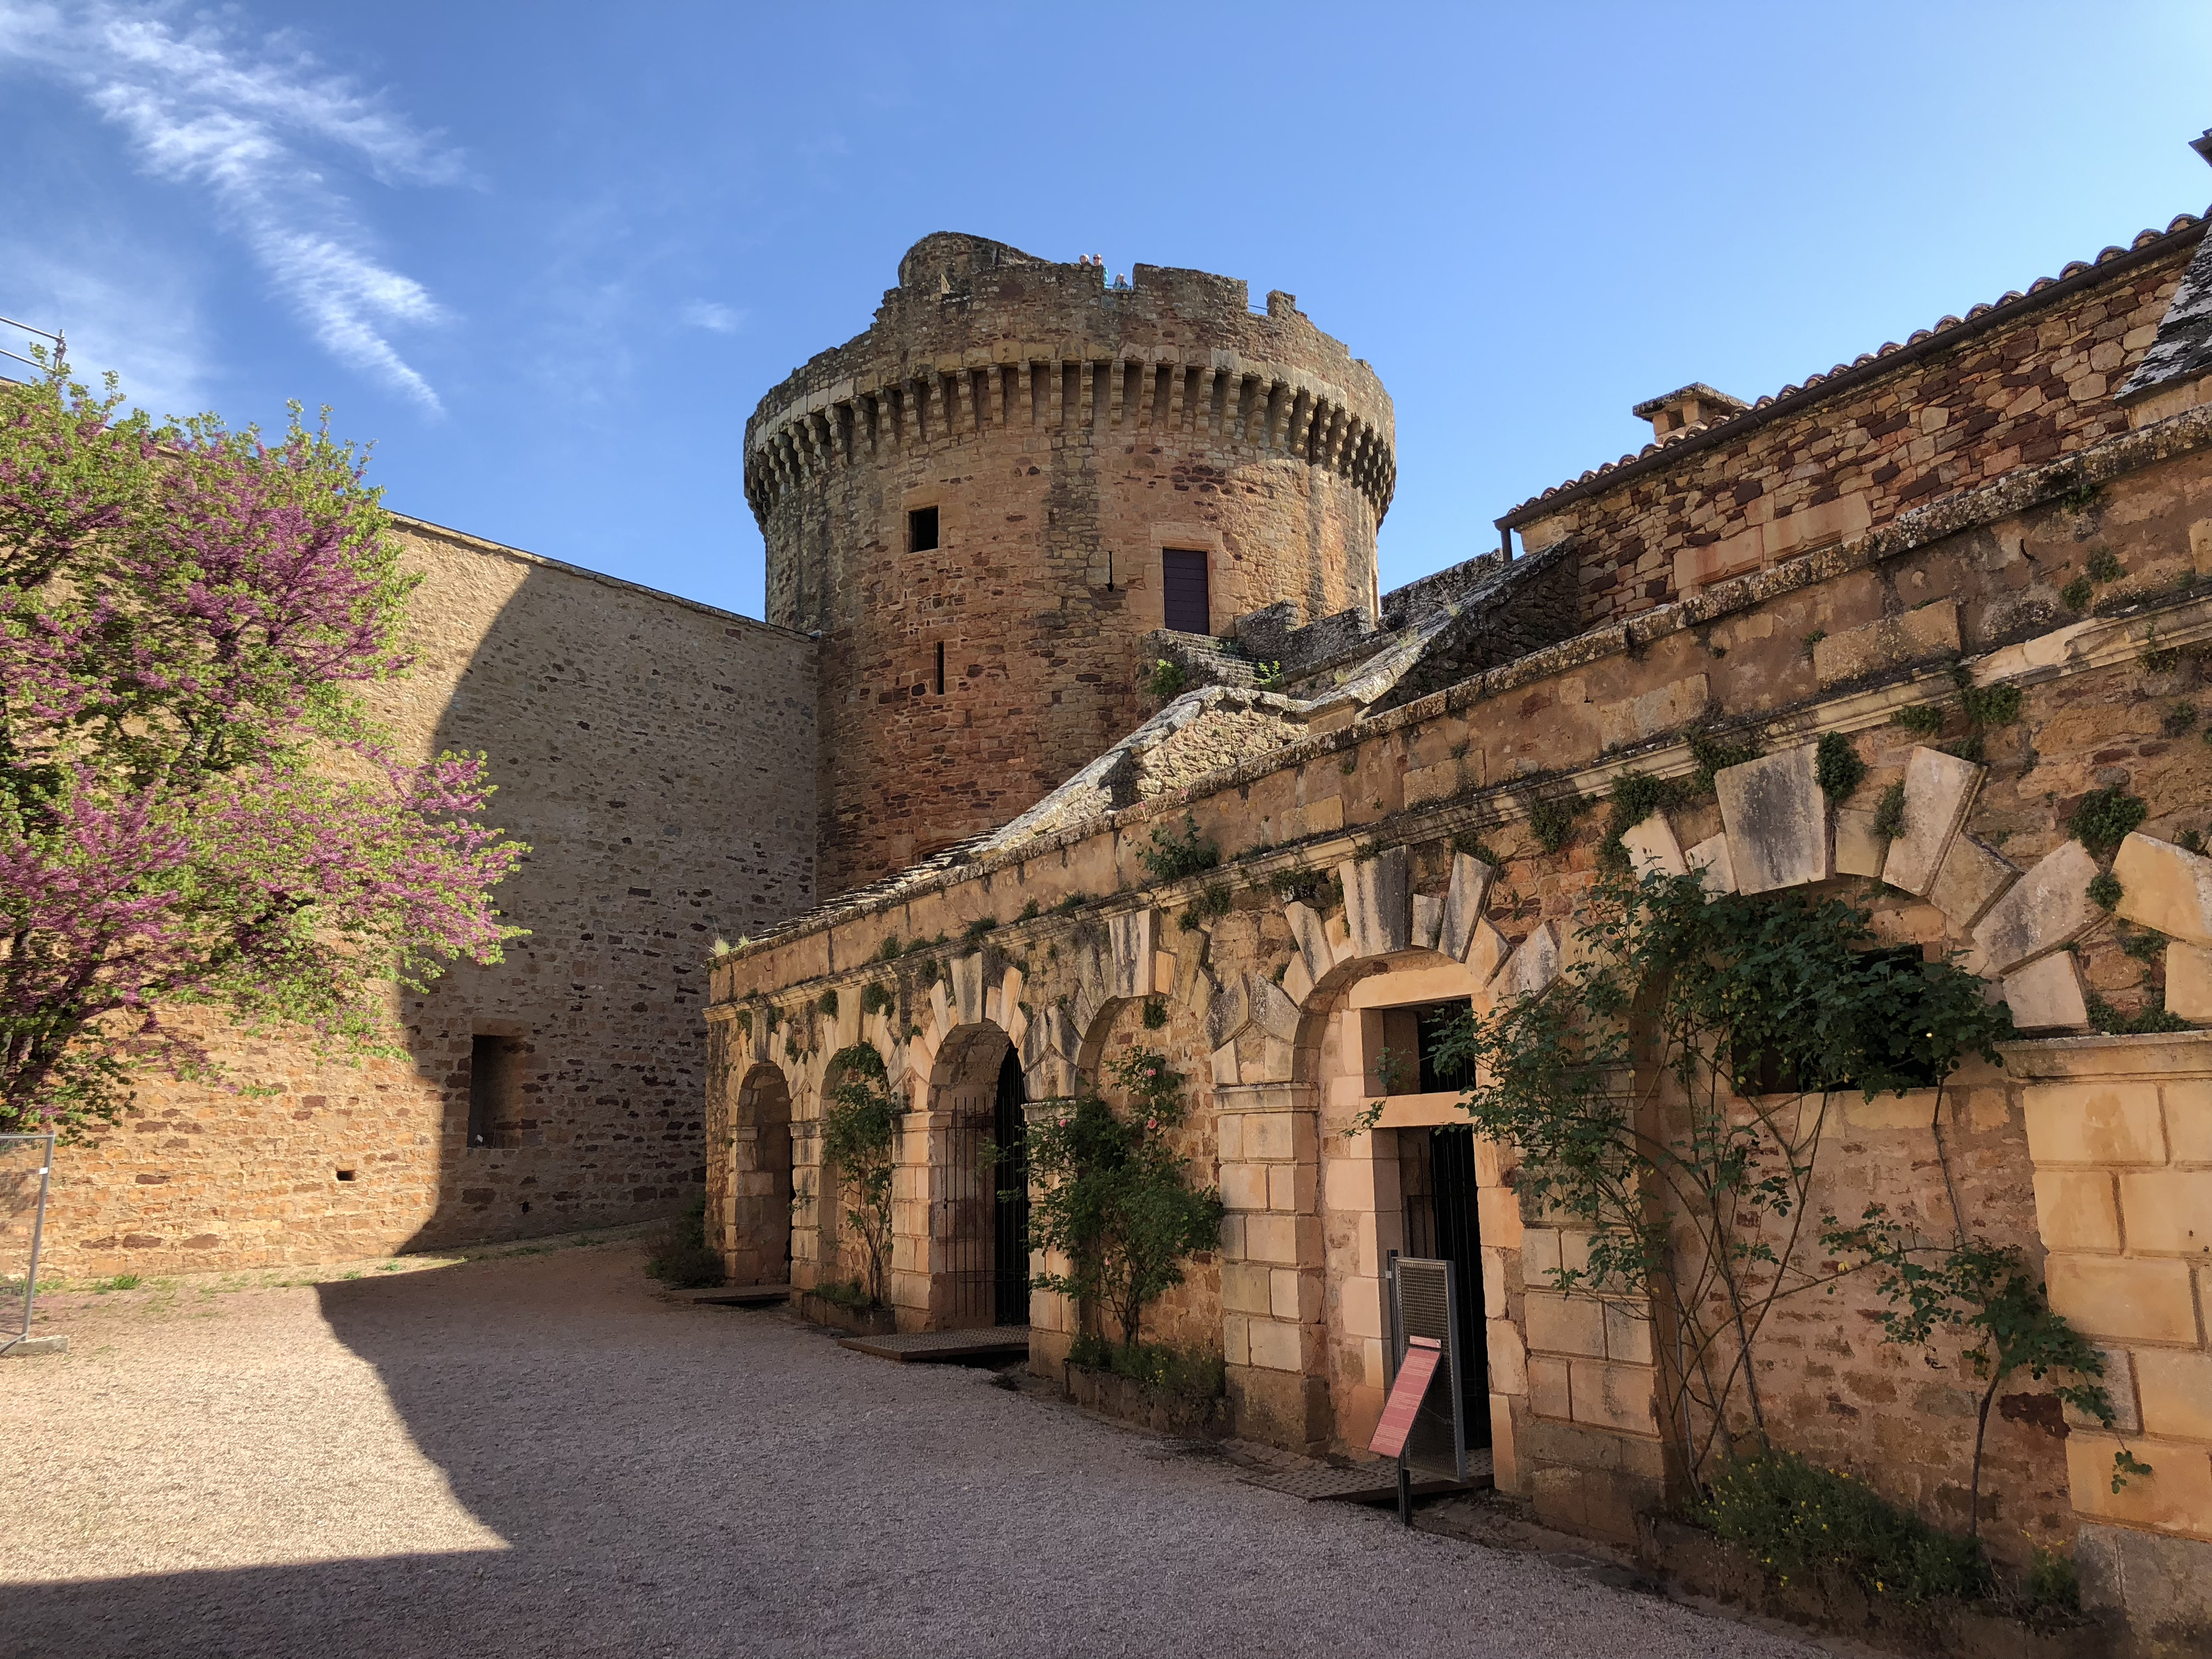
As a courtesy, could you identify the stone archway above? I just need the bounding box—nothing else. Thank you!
[727,1062,794,1290]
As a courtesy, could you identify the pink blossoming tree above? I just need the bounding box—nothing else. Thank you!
[0,371,524,1136]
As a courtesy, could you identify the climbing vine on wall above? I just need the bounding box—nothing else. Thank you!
[1025,1047,1224,1351]
[1430,867,2017,1480]
[820,1042,905,1308]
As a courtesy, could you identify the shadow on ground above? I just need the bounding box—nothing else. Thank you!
[6,1245,1812,1659]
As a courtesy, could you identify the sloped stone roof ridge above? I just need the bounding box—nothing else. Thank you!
[1498,211,2207,524]
[732,546,1577,949]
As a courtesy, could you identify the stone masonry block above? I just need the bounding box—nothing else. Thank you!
[1881,746,1983,897]
[1618,813,1686,878]
[1597,673,1711,752]
[2065,1346,2141,1435]
[2170,1082,2212,1164]
[1245,1317,1306,1373]
[1270,1267,1323,1324]
[1968,840,2101,978]
[1243,1110,1314,1163]
[1220,1261,1272,1316]
[2032,1169,2122,1253]
[2168,942,2212,1022]
[1479,1185,1524,1250]
[1929,834,2018,932]
[2006,951,2091,1032]
[1441,853,1497,963]
[2117,1169,2212,1255]
[1243,1213,1300,1264]
[1266,1163,1317,1213]
[1248,975,1301,1042]
[2115,833,2212,947]
[1107,907,1153,1000]
[1718,745,1830,894]
[1412,894,1443,953]
[1686,832,1738,895]
[1220,1163,1269,1212]
[1833,806,1886,878]
[1570,1359,1660,1437]
[1488,1317,1528,1395]
[2136,1348,2212,1442]
[1204,974,1250,1051]
[2065,1432,2212,1537]
[1528,1355,1572,1420]
[1525,1291,1608,1359]
[1498,921,1561,1001]
[2074,1519,2212,1634]
[2025,1081,2168,1166]
[1341,845,1412,959]
[1466,919,1511,988]
[1283,900,1332,985]
[1603,1301,1655,1365]
[1812,600,1960,687]
[1342,1275,1384,1340]
[2046,1254,2200,1344]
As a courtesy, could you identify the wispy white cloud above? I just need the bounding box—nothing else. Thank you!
[0,1,458,410]
[680,300,746,335]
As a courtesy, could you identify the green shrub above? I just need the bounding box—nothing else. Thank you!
[875,936,905,961]
[1696,1449,1990,1605]
[1145,658,1188,700]
[1177,885,1233,932]
[2086,547,2123,583]
[1874,781,1907,841]
[815,989,838,1017]
[1891,703,1946,736]
[1451,831,1505,868]
[1528,794,1588,855]
[1267,867,1343,911]
[2068,786,2147,857]
[1814,732,1866,801]
[2026,1548,2079,1614]
[2059,574,2094,612]
[1958,681,2023,728]
[860,982,895,1018]
[962,916,999,944]
[1688,728,1762,792]
[1141,996,1167,1029]
[1603,773,1672,859]
[821,1044,905,1306]
[1139,812,1220,884]
[645,1195,724,1289]
[1068,1331,1226,1400]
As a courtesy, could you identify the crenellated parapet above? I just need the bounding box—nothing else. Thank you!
[748,232,1396,896]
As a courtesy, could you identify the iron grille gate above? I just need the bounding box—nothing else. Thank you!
[941,1049,1031,1327]
[1399,1125,1491,1443]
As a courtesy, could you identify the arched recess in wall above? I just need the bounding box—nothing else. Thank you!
[926,1022,1027,1330]
[728,1062,794,1290]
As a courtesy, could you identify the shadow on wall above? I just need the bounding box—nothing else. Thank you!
[386,545,812,1256]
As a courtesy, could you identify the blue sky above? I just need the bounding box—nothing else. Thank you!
[3,2,2209,620]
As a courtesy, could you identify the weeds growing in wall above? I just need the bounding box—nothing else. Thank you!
[1139,813,1220,884]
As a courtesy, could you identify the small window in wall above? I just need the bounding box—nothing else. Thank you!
[468,1035,514,1147]
[1378,999,1476,1095]
[1162,548,1211,635]
[908,505,939,552]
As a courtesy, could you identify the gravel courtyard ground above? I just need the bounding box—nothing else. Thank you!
[1,1240,1822,1659]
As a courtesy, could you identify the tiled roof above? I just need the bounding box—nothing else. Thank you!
[1498,213,2206,526]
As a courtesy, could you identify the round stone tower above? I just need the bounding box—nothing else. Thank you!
[745,232,1395,896]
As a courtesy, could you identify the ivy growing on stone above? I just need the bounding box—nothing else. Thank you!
[2068,786,2147,858]
[820,1042,905,1308]
[1422,867,2013,1481]
[1527,793,1589,855]
[1814,732,1866,801]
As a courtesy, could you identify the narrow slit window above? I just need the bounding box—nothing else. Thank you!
[1162,548,1211,635]
[908,505,939,552]
[468,1034,511,1147]
[935,641,946,696]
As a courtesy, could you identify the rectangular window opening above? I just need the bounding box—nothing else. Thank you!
[908,505,939,552]
[468,1034,513,1148]
[1378,999,1477,1096]
[1162,547,1211,635]
[934,640,946,696]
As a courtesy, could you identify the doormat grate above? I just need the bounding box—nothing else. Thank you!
[839,1327,1032,1363]
[1242,1447,1492,1504]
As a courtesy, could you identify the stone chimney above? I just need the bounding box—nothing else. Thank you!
[1632,382,1749,438]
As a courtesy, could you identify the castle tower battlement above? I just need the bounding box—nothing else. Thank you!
[747,232,1395,894]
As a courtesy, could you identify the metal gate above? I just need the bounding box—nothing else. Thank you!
[940,1048,1031,1328]
[1399,1125,1490,1442]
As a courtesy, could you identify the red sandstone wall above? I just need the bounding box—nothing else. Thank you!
[747,234,1394,894]
[1511,227,2202,630]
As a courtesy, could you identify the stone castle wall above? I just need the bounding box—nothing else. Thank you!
[745,233,1395,895]
[1506,220,2205,631]
[41,520,817,1277]
[709,223,2212,1635]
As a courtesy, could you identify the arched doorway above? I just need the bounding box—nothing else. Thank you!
[729,1063,793,1289]
[928,1025,1030,1330]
